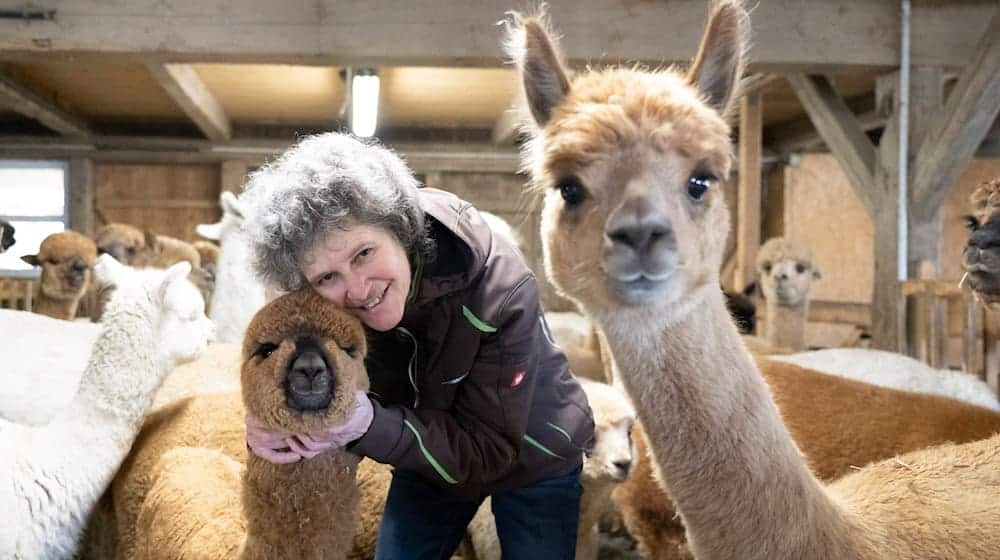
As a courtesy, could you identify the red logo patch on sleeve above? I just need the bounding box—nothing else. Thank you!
[510,371,526,388]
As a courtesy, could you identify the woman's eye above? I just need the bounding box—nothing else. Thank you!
[358,247,374,260]
[556,176,587,207]
[687,173,716,201]
[255,343,278,359]
[317,272,334,286]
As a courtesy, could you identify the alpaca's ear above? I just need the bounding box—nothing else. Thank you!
[93,253,126,289]
[196,220,223,241]
[505,11,571,127]
[220,191,245,221]
[163,261,192,285]
[21,254,39,267]
[686,0,749,117]
[144,230,160,252]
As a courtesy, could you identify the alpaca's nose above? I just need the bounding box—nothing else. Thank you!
[285,348,334,412]
[776,271,788,282]
[613,459,632,477]
[606,221,672,254]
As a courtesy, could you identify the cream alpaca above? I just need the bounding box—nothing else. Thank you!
[466,378,636,560]
[753,236,820,352]
[131,290,369,560]
[196,191,268,343]
[0,256,214,559]
[507,3,1000,559]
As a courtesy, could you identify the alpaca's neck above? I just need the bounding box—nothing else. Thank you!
[33,292,81,321]
[211,228,267,344]
[595,286,860,559]
[241,452,360,560]
[765,299,809,351]
[576,479,614,560]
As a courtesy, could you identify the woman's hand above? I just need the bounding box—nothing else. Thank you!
[245,390,375,464]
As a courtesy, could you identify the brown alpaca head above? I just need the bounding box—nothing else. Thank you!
[241,289,369,435]
[963,177,1000,304]
[22,230,97,300]
[505,1,747,316]
[756,237,821,307]
[95,223,147,265]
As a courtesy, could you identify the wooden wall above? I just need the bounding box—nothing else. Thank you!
[94,163,222,241]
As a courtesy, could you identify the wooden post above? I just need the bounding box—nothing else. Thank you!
[68,158,94,236]
[963,292,984,377]
[735,91,763,291]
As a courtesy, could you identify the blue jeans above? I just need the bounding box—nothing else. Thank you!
[374,466,583,560]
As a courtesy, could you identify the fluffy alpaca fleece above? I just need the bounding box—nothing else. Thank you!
[612,357,1000,559]
[772,348,1000,411]
[467,378,636,560]
[129,289,369,560]
[0,256,214,559]
[22,230,97,320]
[508,3,1000,558]
[138,231,201,268]
[106,292,389,560]
[196,191,268,344]
[746,236,820,353]
[0,310,100,426]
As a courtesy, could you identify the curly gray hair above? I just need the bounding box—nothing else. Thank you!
[244,132,429,291]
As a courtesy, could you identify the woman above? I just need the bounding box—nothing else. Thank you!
[243,132,594,559]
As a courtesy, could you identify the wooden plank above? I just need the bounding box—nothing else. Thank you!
[68,158,94,236]
[0,1,994,71]
[0,72,89,137]
[492,108,521,146]
[911,8,1000,221]
[146,63,232,141]
[870,76,901,351]
[100,199,220,209]
[220,160,250,194]
[785,74,876,216]
[735,91,762,291]
[807,300,871,327]
[767,109,883,155]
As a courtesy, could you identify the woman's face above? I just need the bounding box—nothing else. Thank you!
[302,224,411,332]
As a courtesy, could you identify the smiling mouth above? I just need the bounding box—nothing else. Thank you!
[355,283,390,311]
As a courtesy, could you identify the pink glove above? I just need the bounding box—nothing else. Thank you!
[246,390,374,464]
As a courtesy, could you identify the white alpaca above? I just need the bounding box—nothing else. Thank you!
[0,256,215,559]
[196,191,268,344]
[772,348,1000,411]
[466,379,636,560]
[0,311,100,426]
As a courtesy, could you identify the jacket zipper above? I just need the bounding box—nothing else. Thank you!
[397,326,420,408]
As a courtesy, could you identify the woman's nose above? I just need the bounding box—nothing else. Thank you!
[344,273,369,301]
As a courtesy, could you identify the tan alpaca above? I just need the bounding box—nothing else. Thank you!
[747,237,821,353]
[21,231,97,320]
[132,290,369,559]
[613,357,1000,559]
[506,3,1000,559]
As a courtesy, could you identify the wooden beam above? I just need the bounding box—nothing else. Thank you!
[68,158,94,236]
[0,72,89,137]
[146,63,232,141]
[767,109,883,155]
[0,1,994,71]
[785,74,876,217]
[911,9,1000,221]
[100,199,221,210]
[735,91,762,291]
[220,160,250,194]
[0,135,522,173]
[870,74,902,352]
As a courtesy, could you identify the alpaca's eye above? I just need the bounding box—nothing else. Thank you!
[795,262,808,274]
[46,258,60,266]
[341,344,358,358]
[254,343,278,359]
[761,261,772,274]
[556,176,587,207]
[965,215,981,232]
[126,247,137,256]
[687,173,716,201]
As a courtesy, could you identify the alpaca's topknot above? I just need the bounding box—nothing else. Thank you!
[756,237,815,270]
[241,289,369,433]
[970,177,1000,224]
[38,230,98,262]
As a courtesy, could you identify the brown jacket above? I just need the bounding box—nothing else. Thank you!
[352,188,594,499]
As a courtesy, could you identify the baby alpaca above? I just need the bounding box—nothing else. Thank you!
[0,255,214,559]
[22,230,97,320]
[132,289,370,560]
